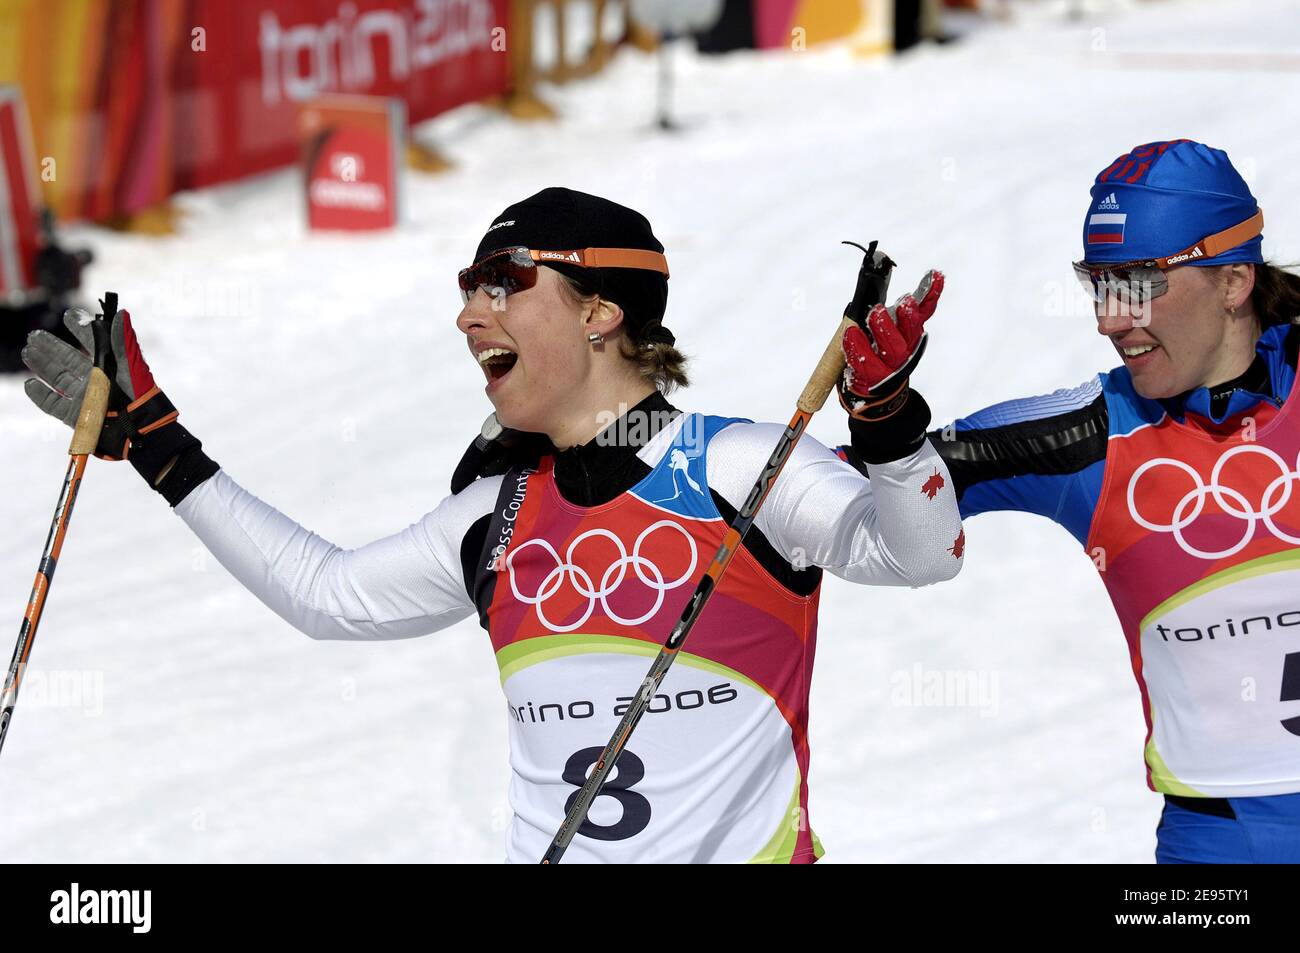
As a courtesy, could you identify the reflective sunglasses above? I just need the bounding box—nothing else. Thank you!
[1072,209,1264,304]
[458,245,670,304]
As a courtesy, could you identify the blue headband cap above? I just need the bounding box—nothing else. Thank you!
[1082,140,1263,265]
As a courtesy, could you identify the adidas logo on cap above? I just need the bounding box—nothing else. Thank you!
[1098,192,1120,210]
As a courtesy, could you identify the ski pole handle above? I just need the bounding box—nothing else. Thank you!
[796,241,895,414]
[68,368,110,456]
[797,315,855,414]
[67,294,116,457]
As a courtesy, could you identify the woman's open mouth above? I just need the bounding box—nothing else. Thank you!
[477,346,518,390]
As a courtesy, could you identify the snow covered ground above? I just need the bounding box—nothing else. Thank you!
[2,0,1299,863]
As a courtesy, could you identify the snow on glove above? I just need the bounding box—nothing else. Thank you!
[839,269,943,465]
[22,307,219,504]
[839,269,943,422]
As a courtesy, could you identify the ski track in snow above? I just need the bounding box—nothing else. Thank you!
[2,0,1299,862]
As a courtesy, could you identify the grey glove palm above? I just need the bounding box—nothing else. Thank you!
[23,307,170,460]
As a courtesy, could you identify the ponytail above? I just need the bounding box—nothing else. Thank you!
[1251,261,1300,327]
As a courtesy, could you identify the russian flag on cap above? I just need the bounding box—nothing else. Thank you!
[1087,216,1125,244]
[1086,192,1125,244]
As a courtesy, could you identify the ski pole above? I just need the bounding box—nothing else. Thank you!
[0,294,117,760]
[541,244,895,863]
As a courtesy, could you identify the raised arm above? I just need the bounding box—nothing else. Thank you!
[21,305,486,641]
[839,378,1109,547]
[707,423,964,586]
[705,260,964,586]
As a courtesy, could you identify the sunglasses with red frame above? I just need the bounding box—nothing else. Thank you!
[458,246,670,304]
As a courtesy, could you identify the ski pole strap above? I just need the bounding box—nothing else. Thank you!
[130,426,220,507]
[68,303,114,456]
[846,390,933,465]
[98,387,180,461]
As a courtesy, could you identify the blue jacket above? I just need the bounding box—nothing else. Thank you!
[917,322,1298,539]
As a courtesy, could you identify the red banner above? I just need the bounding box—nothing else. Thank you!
[172,0,510,192]
[0,86,39,294]
[0,0,511,222]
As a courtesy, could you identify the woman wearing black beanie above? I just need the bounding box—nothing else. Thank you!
[22,187,963,863]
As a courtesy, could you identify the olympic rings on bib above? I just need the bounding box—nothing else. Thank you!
[1126,445,1300,560]
[506,520,699,633]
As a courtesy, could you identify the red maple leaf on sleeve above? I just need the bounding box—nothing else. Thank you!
[948,529,965,559]
[921,468,946,500]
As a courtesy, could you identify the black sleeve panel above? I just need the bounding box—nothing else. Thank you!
[927,393,1110,499]
[460,514,490,606]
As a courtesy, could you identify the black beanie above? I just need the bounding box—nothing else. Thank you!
[474,187,673,345]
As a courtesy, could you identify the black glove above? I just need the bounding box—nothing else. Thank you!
[23,304,218,505]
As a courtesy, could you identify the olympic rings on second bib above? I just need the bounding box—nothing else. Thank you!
[1126,445,1300,560]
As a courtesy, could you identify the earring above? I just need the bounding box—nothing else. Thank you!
[588,333,604,345]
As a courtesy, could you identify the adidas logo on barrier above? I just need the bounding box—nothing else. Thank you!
[1098,192,1120,210]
